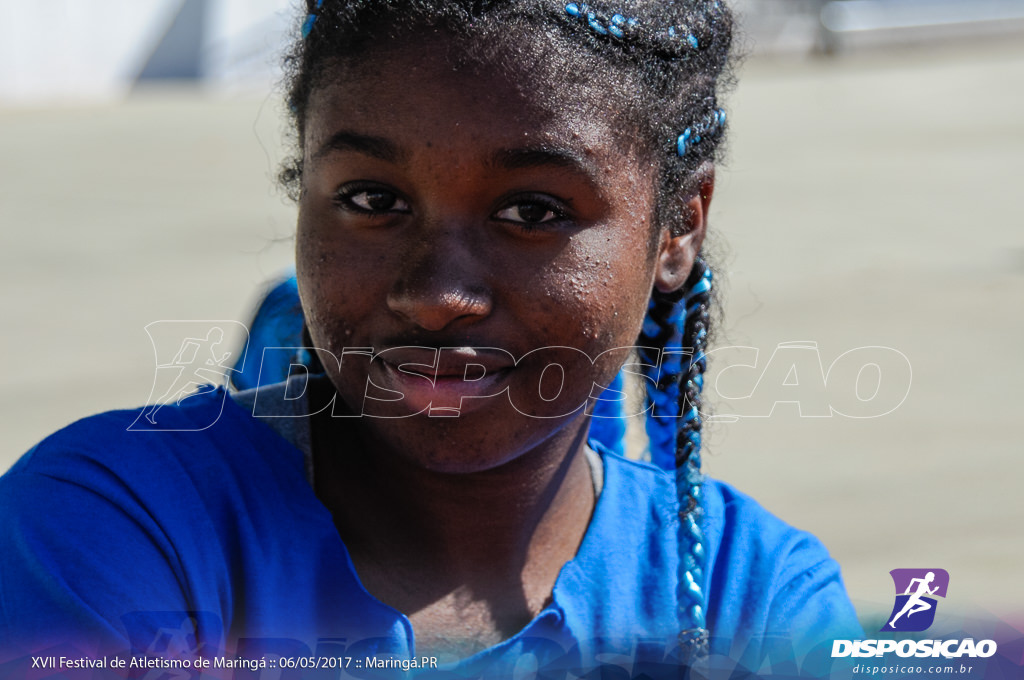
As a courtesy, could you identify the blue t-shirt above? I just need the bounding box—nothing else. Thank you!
[0,387,861,678]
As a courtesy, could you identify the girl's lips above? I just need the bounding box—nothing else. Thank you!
[369,346,516,416]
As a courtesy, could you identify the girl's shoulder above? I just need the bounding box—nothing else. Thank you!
[4,386,301,481]
[699,476,864,662]
[590,444,833,568]
[0,386,329,654]
[0,386,312,551]
[590,447,862,662]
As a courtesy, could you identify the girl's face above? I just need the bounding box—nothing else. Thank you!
[296,38,686,472]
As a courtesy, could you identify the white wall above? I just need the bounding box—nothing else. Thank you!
[0,0,295,105]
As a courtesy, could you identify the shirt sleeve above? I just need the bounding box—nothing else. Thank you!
[0,453,212,659]
[703,480,863,676]
[763,544,864,668]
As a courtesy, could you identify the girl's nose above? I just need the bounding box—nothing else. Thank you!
[386,236,493,332]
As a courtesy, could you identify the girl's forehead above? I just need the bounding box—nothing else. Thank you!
[303,36,643,169]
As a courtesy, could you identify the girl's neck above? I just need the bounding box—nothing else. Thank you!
[310,386,597,655]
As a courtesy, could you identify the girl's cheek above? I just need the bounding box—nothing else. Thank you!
[529,268,638,366]
[299,218,388,289]
[547,229,653,331]
[298,231,371,343]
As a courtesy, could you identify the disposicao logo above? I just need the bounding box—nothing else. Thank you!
[882,568,949,632]
[831,568,998,660]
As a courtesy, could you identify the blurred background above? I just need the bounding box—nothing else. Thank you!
[1,0,1022,634]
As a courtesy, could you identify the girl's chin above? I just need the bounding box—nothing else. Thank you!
[354,408,587,475]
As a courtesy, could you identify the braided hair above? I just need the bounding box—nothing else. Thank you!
[280,0,733,661]
[636,257,714,656]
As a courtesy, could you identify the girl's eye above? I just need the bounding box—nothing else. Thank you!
[337,187,410,214]
[493,200,562,225]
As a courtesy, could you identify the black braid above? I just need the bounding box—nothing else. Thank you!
[637,254,714,655]
[676,257,712,511]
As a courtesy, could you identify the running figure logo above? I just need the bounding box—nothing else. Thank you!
[129,321,248,431]
[882,568,950,632]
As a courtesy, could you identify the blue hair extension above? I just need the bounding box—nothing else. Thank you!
[638,258,713,657]
[563,3,713,59]
[676,261,712,653]
[639,295,685,470]
[230,271,306,390]
[564,3,639,42]
[302,0,325,39]
[590,372,628,457]
[677,108,726,158]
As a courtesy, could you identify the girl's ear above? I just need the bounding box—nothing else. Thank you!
[654,164,714,293]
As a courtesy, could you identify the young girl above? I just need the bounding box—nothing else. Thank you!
[0,1,861,677]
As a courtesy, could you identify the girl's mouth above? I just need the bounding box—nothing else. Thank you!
[370,346,516,416]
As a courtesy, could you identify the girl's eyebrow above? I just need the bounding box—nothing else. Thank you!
[312,132,601,183]
[311,129,405,163]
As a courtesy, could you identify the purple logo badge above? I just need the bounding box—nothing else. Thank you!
[882,568,949,632]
